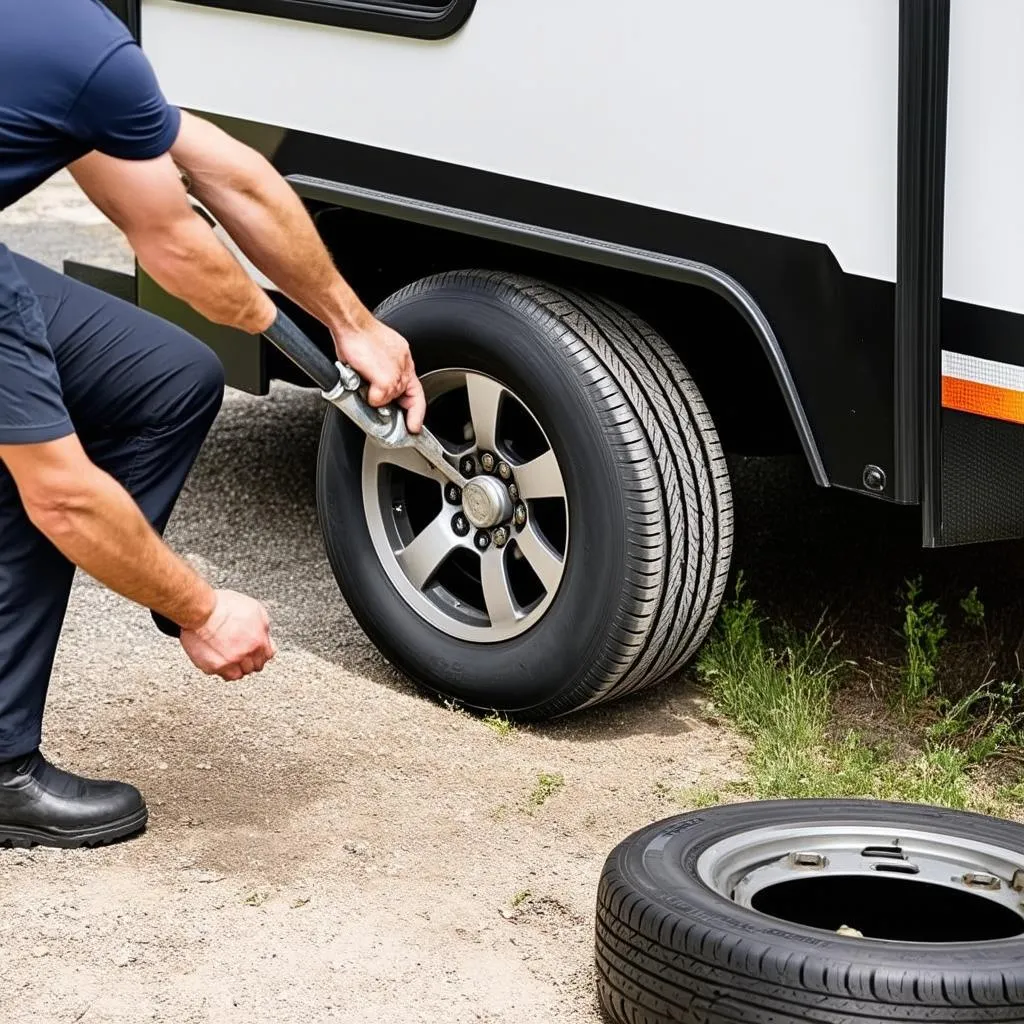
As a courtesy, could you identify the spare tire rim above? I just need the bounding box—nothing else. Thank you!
[362,369,569,643]
[696,823,1024,942]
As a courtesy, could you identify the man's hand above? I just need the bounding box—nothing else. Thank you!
[334,318,427,433]
[179,589,277,681]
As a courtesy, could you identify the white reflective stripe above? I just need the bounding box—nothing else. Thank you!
[942,350,1024,393]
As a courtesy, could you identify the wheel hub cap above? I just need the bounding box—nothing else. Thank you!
[462,476,513,529]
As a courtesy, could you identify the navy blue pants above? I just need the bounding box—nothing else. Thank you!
[0,254,224,760]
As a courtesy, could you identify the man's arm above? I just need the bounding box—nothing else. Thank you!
[70,150,276,335]
[1,435,213,626]
[70,114,425,429]
[0,436,275,681]
[169,113,423,426]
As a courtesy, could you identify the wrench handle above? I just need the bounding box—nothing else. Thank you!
[262,308,339,391]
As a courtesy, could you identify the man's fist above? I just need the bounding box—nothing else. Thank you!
[333,317,427,433]
[180,588,276,681]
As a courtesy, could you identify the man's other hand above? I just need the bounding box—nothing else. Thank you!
[334,318,427,433]
[180,588,277,681]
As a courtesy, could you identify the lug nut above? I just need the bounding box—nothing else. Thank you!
[451,513,470,537]
[513,503,527,527]
[493,526,509,548]
[480,452,496,473]
[475,530,491,551]
[497,461,512,481]
[460,456,476,478]
[507,483,519,502]
[445,483,462,505]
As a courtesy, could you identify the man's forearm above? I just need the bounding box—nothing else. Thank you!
[179,122,370,336]
[27,462,216,631]
[133,213,276,334]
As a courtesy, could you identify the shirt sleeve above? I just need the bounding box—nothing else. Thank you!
[65,41,181,161]
[0,250,73,445]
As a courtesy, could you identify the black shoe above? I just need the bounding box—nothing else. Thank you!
[0,750,147,849]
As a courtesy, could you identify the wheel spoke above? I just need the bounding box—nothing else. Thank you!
[480,550,519,627]
[396,514,455,590]
[514,449,565,501]
[372,444,445,481]
[465,373,504,453]
[515,523,564,593]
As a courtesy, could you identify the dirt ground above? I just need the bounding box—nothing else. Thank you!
[7,174,1024,1024]
[0,176,751,1024]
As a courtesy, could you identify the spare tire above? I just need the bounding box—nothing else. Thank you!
[316,271,731,719]
[597,800,1024,1023]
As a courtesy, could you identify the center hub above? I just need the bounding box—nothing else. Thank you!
[462,476,513,529]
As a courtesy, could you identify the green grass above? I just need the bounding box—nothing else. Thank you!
[695,579,1021,811]
[900,576,947,708]
[527,772,565,810]
[482,712,516,739]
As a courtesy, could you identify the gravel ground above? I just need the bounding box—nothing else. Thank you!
[4,173,1024,1024]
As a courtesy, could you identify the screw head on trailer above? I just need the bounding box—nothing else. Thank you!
[451,513,470,537]
[460,455,476,478]
[445,483,462,505]
[497,461,512,480]
[475,530,491,551]
[514,503,527,527]
[492,526,509,548]
[480,452,496,473]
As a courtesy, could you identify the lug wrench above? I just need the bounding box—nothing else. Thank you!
[263,308,469,489]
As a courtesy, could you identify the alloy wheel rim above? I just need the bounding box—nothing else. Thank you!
[361,369,569,643]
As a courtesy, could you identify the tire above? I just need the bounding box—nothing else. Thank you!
[316,271,732,718]
[597,800,1024,1023]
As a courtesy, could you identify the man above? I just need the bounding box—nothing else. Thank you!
[0,0,426,848]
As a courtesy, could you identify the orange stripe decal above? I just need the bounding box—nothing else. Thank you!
[942,376,1024,425]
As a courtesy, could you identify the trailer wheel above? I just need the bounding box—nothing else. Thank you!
[598,800,1024,1023]
[316,271,732,718]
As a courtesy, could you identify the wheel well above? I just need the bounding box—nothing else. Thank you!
[310,204,800,456]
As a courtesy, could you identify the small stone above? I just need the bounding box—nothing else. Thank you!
[342,840,369,857]
[31,945,49,958]
[112,949,134,967]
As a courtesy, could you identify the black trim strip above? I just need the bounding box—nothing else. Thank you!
[894,0,951,537]
[167,0,476,40]
[289,173,829,485]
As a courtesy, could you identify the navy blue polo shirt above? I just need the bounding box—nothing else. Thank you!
[0,0,180,443]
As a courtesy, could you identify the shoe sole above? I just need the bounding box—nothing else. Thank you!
[0,806,148,849]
